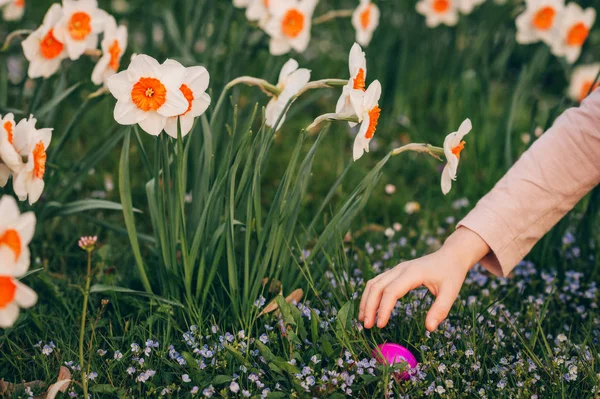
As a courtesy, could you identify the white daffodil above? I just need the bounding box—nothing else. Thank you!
[21,4,68,79]
[0,113,22,179]
[515,0,564,45]
[107,54,189,136]
[352,0,380,47]
[0,195,36,277]
[264,0,317,56]
[53,0,109,61]
[1,0,25,21]
[246,0,271,27]
[458,0,485,14]
[91,15,128,86]
[441,118,471,195]
[164,63,211,138]
[0,275,37,328]
[265,59,310,130]
[353,80,381,161]
[567,64,600,102]
[550,3,595,64]
[336,43,367,125]
[416,0,460,28]
[233,0,249,7]
[12,116,53,205]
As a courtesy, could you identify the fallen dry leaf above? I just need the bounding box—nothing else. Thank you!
[258,289,304,317]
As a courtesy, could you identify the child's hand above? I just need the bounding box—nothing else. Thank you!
[358,227,490,332]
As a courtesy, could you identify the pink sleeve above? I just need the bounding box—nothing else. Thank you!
[457,89,600,277]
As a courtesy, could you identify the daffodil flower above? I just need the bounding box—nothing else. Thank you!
[550,3,595,64]
[21,4,68,79]
[353,80,382,161]
[265,59,311,130]
[568,64,600,102]
[91,15,128,86]
[515,0,564,46]
[441,118,472,195]
[264,0,317,56]
[164,63,211,138]
[107,54,189,136]
[233,0,250,7]
[12,116,53,205]
[0,0,25,21]
[336,43,367,125]
[0,195,35,276]
[416,0,460,28]
[352,0,380,47]
[0,114,22,178]
[53,0,109,61]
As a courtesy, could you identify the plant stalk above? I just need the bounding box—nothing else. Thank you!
[79,250,93,398]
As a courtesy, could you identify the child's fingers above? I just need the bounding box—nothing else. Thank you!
[375,272,424,328]
[362,278,387,328]
[359,267,403,321]
[425,284,459,332]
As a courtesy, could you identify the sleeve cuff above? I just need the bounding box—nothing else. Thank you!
[457,207,526,277]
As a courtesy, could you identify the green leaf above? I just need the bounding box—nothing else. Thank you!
[46,199,138,217]
[35,82,82,118]
[211,375,233,385]
[89,284,183,307]
[119,129,153,294]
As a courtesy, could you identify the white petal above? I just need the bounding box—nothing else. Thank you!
[191,93,211,118]
[14,281,38,308]
[349,42,366,77]
[107,70,133,100]
[270,37,292,56]
[0,195,20,224]
[138,112,167,136]
[0,303,20,328]
[441,164,453,195]
[27,178,45,205]
[156,89,189,118]
[113,100,147,125]
[185,66,210,95]
[92,56,111,85]
[159,59,187,91]
[127,54,162,82]
[279,59,299,84]
[363,80,381,110]
[15,212,36,245]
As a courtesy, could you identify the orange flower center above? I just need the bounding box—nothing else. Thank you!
[452,141,466,159]
[40,28,64,60]
[131,77,167,112]
[68,11,92,41]
[263,0,269,7]
[3,121,14,144]
[0,229,21,262]
[433,0,450,13]
[33,140,46,180]
[360,4,371,29]
[15,0,24,6]
[0,276,17,309]
[353,68,366,91]
[365,106,381,139]
[179,84,194,116]
[532,6,555,30]
[579,80,599,102]
[108,39,122,71]
[282,9,305,38]
[566,22,589,46]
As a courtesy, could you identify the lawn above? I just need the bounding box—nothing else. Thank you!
[0,0,599,398]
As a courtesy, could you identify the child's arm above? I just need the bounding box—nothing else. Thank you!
[360,89,600,331]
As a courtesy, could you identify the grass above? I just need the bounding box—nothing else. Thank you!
[0,0,599,397]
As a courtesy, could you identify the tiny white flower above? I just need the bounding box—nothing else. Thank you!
[21,4,68,79]
[53,0,109,61]
[265,58,310,130]
[567,63,600,102]
[352,80,382,161]
[182,374,191,382]
[164,64,211,138]
[441,118,471,195]
[91,15,128,86]
[550,3,595,64]
[515,0,564,45]
[107,54,189,136]
[264,0,317,56]
[1,0,25,21]
[336,43,367,122]
[416,0,460,28]
[352,0,380,47]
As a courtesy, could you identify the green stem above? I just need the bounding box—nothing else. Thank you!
[79,251,92,398]
[391,143,445,160]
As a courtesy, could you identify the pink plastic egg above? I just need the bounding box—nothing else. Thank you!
[372,343,418,380]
